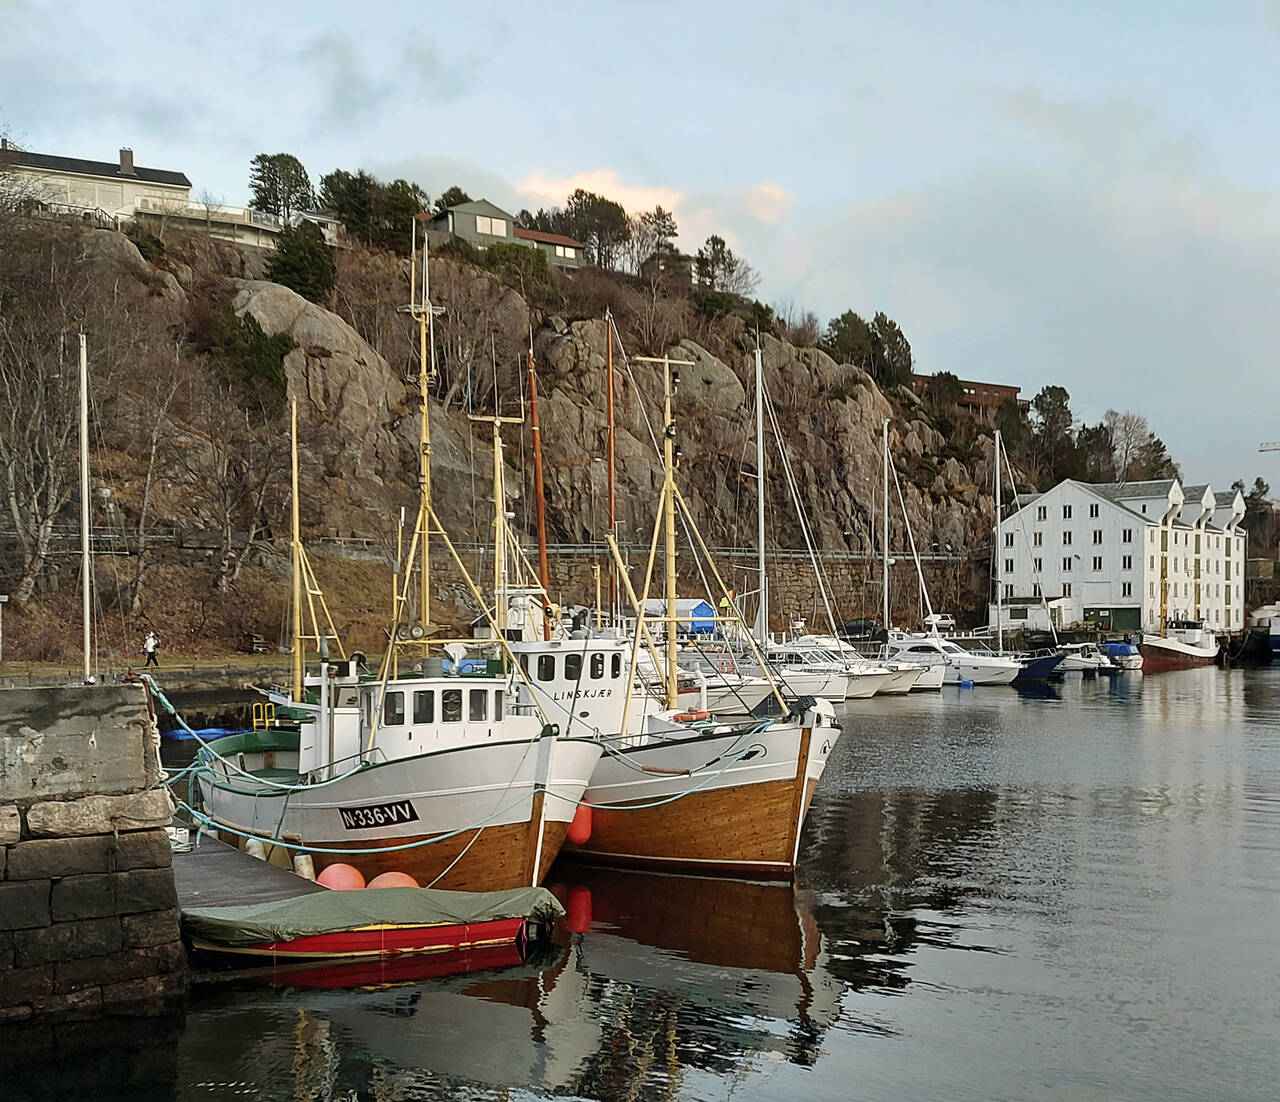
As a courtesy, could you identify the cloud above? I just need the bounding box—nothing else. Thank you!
[516,168,684,216]
[738,183,793,223]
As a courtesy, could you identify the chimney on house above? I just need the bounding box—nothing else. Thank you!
[119,148,135,176]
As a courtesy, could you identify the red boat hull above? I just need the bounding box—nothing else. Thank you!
[190,916,526,961]
[1138,643,1218,672]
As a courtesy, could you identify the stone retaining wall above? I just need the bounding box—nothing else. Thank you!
[0,684,185,1022]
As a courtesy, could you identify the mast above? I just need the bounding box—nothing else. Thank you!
[290,400,303,699]
[470,411,524,636]
[606,312,617,622]
[418,229,431,641]
[635,351,695,708]
[78,333,90,683]
[754,347,768,643]
[994,428,1004,652]
[527,336,552,639]
[882,418,890,631]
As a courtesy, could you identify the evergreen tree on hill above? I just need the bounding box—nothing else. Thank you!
[249,153,316,222]
[265,220,336,303]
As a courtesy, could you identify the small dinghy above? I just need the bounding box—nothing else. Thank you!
[182,885,564,962]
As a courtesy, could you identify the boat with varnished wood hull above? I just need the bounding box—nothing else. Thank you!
[565,702,839,878]
[198,732,601,891]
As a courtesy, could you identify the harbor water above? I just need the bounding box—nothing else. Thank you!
[4,666,1279,1100]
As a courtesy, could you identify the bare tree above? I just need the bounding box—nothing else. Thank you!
[197,188,223,235]
[1104,409,1149,481]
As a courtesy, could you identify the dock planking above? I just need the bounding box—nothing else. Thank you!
[172,831,327,910]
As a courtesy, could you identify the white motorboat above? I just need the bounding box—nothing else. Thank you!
[885,632,1020,685]
[1057,642,1110,673]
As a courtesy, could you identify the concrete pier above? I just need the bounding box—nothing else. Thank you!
[0,684,186,1021]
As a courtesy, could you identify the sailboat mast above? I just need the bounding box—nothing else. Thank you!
[754,347,768,643]
[663,356,679,708]
[418,231,432,641]
[291,400,303,699]
[882,418,890,631]
[994,428,1003,652]
[606,312,617,622]
[527,338,552,640]
[492,421,506,634]
[78,333,90,683]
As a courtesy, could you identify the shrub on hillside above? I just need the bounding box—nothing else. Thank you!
[265,220,336,303]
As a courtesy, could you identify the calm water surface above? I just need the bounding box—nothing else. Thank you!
[5,666,1279,1101]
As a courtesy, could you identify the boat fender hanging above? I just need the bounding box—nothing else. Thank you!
[566,886,592,933]
[568,804,592,845]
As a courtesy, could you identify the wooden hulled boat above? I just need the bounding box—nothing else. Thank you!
[196,672,601,890]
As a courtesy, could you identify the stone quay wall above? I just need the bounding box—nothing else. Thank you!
[0,684,185,1022]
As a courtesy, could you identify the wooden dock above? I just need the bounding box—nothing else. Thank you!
[172,831,325,910]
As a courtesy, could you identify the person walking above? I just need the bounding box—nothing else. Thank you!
[142,630,159,668]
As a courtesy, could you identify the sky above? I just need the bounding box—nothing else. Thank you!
[3,0,1279,488]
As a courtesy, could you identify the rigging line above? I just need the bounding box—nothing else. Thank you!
[1000,437,1058,646]
[889,455,936,621]
[85,382,131,666]
[762,386,840,637]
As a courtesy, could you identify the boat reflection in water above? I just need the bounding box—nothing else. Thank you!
[176,864,884,1099]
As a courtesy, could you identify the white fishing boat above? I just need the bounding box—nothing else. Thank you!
[195,237,601,891]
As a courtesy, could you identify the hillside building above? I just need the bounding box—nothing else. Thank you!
[910,373,1029,418]
[993,478,1245,634]
[428,199,585,269]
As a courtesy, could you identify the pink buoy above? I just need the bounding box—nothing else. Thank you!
[566,885,592,933]
[367,871,420,889]
[317,862,366,890]
[567,804,593,845]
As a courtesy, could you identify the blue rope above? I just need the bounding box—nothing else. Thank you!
[169,788,536,856]
[555,726,775,811]
[142,674,370,793]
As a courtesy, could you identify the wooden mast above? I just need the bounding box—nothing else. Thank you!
[527,336,552,640]
[606,311,617,623]
[635,351,695,709]
[290,399,303,699]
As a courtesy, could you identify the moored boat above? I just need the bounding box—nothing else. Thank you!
[1138,620,1219,671]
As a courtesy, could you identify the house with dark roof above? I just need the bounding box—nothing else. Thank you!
[2,140,190,223]
[428,198,585,269]
[513,225,584,268]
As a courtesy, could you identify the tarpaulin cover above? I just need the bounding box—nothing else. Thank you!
[181,886,564,947]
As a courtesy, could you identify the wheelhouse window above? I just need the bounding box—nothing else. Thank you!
[469,689,488,722]
[590,652,605,679]
[442,689,462,722]
[493,689,504,717]
[565,653,583,680]
[413,690,434,724]
[611,653,622,678]
[537,654,556,682]
[384,691,404,727]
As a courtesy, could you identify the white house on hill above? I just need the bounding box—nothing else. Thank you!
[994,478,1245,634]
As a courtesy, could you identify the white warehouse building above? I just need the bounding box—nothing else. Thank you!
[994,479,1245,634]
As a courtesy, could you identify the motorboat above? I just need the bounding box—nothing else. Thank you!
[1138,620,1219,671]
[1057,642,1111,673]
[1103,641,1143,670]
[885,632,1020,685]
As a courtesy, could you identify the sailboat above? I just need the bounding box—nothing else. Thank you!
[194,234,601,891]
[508,341,841,878]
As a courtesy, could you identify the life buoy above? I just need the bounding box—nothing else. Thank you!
[673,710,710,722]
[716,659,734,674]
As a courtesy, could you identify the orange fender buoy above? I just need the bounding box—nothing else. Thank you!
[567,803,593,845]
[367,870,420,889]
[566,885,592,933]
[317,862,366,890]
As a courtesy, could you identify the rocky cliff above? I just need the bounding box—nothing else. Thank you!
[1,222,996,657]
